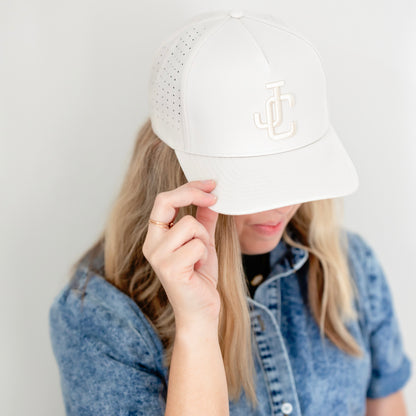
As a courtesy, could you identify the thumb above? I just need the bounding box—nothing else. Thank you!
[195,205,219,245]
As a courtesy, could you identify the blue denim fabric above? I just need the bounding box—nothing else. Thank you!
[49,229,412,415]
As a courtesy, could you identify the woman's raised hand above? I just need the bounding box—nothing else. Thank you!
[142,180,220,332]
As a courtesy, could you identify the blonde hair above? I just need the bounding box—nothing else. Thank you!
[70,118,363,408]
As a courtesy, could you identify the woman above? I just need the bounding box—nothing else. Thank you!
[49,10,412,416]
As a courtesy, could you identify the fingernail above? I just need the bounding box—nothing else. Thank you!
[202,179,215,185]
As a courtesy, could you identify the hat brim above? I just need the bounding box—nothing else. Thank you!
[174,124,359,215]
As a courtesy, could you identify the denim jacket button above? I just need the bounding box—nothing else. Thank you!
[281,401,293,414]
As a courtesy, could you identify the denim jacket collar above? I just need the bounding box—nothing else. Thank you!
[268,227,309,280]
[246,226,309,310]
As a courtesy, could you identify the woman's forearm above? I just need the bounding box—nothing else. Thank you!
[165,321,229,416]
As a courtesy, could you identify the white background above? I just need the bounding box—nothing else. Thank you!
[1,0,415,414]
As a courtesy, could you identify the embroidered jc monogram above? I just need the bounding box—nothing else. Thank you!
[253,80,296,140]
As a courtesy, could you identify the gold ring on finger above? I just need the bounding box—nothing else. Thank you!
[149,218,175,230]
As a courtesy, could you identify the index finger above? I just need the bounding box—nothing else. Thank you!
[148,180,217,233]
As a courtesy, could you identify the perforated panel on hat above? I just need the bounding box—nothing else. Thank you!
[149,24,207,132]
[148,15,226,148]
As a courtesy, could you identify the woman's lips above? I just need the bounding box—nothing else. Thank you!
[252,221,283,236]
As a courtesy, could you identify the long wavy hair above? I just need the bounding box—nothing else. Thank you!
[69,117,363,409]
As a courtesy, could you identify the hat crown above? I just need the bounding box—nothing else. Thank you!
[149,10,330,157]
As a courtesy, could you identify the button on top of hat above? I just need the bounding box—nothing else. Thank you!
[229,10,244,18]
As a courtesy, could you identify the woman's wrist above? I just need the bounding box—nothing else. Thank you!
[175,317,220,342]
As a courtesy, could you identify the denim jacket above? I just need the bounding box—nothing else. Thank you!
[49,229,412,415]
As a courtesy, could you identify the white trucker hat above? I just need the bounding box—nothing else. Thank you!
[148,9,359,215]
